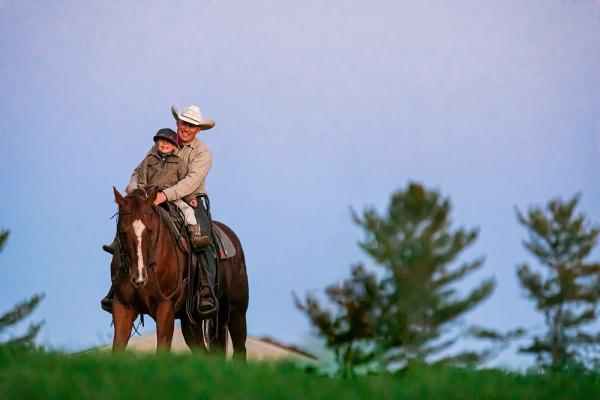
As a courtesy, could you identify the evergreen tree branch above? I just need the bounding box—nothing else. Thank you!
[0,229,9,252]
[2,321,44,350]
[0,294,44,333]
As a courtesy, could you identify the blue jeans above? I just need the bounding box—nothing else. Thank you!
[194,195,217,292]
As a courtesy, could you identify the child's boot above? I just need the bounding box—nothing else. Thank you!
[188,224,210,250]
[102,237,117,255]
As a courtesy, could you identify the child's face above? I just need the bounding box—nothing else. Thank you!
[156,139,177,154]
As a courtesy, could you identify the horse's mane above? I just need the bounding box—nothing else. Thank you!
[127,188,148,198]
[120,189,154,214]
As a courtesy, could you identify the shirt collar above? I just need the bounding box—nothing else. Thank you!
[179,137,200,149]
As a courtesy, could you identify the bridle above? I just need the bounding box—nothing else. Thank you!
[113,202,183,301]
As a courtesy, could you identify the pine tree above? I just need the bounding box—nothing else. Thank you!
[295,264,380,377]
[0,229,44,350]
[355,183,495,368]
[296,183,498,373]
[516,194,600,368]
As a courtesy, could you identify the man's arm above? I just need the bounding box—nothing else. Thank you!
[162,148,212,201]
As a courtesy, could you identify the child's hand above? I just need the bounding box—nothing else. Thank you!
[153,192,167,206]
[189,199,198,208]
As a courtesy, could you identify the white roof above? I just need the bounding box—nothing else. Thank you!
[99,325,317,365]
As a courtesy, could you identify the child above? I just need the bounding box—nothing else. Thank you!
[105,128,209,252]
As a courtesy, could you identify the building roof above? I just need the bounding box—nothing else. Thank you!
[99,325,318,365]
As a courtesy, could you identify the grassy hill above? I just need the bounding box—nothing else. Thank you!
[1,349,599,399]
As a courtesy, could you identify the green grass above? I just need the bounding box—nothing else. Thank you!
[1,349,599,399]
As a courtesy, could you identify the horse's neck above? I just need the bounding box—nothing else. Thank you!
[154,215,183,263]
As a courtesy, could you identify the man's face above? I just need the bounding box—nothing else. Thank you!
[177,119,202,143]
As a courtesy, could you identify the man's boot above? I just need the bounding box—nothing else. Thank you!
[188,224,210,251]
[100,285,114,313]
[198,286,216,317]
[102,238,117,255]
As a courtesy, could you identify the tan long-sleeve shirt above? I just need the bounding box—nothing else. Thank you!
[127,137,212,201]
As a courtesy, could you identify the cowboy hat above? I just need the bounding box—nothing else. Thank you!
[171,105,215,130]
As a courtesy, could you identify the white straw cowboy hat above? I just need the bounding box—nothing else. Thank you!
[171,105,215,130]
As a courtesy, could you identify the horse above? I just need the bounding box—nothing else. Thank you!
[110,187,249,359]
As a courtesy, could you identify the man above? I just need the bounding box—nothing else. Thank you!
[101,104,218,316]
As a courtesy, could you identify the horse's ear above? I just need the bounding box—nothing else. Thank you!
[113,186,127,208]
[147,187,159,204]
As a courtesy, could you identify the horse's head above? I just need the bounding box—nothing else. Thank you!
[113,186,160,288]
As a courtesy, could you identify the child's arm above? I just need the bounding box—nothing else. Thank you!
[125,148,152,194]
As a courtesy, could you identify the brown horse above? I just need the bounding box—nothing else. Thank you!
[110,187,249,359]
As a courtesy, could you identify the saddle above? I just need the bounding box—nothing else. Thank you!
[159,202,236,260]
[160,202,234,323]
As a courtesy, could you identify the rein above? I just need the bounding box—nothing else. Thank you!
[112,212,129,281]
[148,209,183,301]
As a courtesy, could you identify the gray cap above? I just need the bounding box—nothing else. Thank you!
[153,128,178,146]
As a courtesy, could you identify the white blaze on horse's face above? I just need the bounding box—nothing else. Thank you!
[132,219,146,284]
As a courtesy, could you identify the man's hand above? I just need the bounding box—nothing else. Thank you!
[153,192,167,206]
[189,198,198,207]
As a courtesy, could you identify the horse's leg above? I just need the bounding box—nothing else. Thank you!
[210,222,249,361]
[155,302,175,352]
[181,317,206,352]
[112,301,137,352]
[213,297,229,357]
[228,257,249,362]
[213,262,230,356]
[228,303,248,362]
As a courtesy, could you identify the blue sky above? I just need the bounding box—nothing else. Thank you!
[1,0,600,367]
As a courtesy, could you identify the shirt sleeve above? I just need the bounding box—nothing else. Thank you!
[162,147,212,201]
